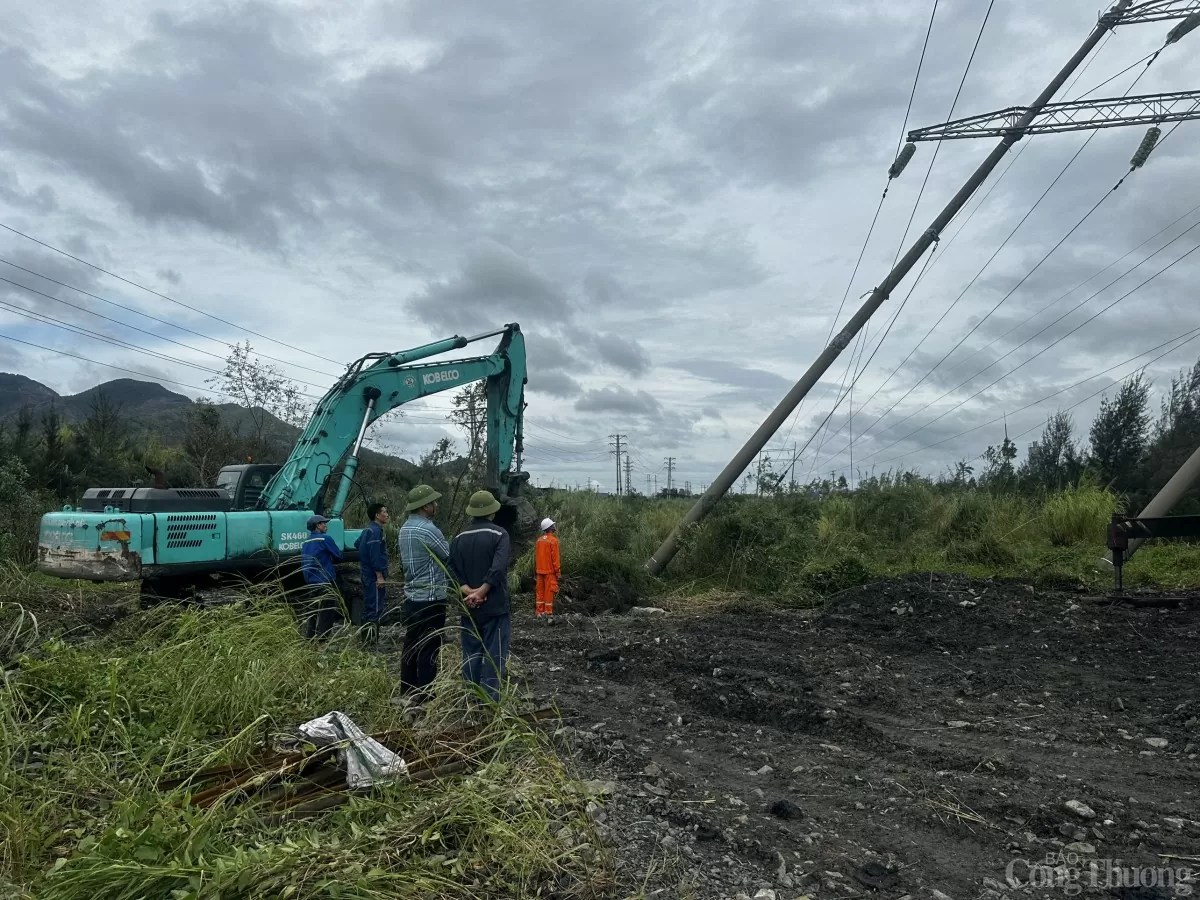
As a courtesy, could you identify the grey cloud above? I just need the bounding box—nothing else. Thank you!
[408,242,572,333]
[0,170,56,213]
[528,370,583,398]
[2,0,1198,489]
[672,359,791,391]
[574,385,662,417]
[157,268,182,285]
[523,331,582,373]
[0,247,110,320]
[584,331,651,375]
[0,0,767,298]
[583,271,624,306]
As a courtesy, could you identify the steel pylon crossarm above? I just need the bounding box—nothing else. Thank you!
[906,90,1200,142]
[1118,1,1200,24]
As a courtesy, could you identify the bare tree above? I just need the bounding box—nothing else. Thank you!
[206,341,308,453]
[448,382,487,483]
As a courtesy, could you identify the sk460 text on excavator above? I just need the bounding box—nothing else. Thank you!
[36,324,537,620]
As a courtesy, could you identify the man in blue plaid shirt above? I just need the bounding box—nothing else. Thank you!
[398,484,451,704]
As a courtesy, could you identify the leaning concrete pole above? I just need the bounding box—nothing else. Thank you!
[646,0,1133,576]
[1108,442,1200,564]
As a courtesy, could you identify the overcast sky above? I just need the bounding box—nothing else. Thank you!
[2,0,1199,493]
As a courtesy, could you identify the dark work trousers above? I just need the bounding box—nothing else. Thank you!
[301,582,339,639]
[400,600,448,700]
[460,612,511,703]
[361,576,386,624]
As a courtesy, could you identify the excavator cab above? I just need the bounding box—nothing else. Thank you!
[215,464,283,510]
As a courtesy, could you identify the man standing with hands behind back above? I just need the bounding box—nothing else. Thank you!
[449,490,512,704]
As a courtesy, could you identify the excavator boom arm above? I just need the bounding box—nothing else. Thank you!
[262,324,528,512]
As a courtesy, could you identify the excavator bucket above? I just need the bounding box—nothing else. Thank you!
[495,495,539,560]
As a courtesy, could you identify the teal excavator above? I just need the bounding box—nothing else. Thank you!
[36,324,537,618]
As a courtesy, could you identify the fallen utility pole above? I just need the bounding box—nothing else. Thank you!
[648,0,1166,576]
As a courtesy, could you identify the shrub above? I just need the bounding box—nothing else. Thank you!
[1040,482,1118,546]
[0,459,50,567]
[801,551,871,595]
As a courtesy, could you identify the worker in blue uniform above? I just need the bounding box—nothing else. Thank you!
[355,502,391,644]
[300,513,343,639]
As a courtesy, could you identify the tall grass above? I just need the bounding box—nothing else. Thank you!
[1038,481,1119,546]
[1,590,604,898]
[519,480,1192,597]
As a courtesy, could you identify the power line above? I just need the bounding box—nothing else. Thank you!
[860,138,1193,453]
[0,294,226,378]
[817,195,1200,468]
[773,0,943,457]
[892,0,996,263]
[879,324,1200,467]
[790,0,1003,481]
[862,158,1131,451]
[867,227,1200,466]
[781,30,1123,470]
[848,55,1165,453]
[796,244,943,485]
[0,331,240,398]
[0,221,344,365]
[0,274,331,395]
[0,256,340,380]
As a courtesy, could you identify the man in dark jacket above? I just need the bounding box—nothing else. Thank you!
[448,490,512,703]
[355,502,390,644]
[300,514,342,639]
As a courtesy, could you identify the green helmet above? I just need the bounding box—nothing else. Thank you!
[405,483,442,512]
[465,490,501,517]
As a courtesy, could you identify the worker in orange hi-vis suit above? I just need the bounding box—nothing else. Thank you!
[534,517,561,622]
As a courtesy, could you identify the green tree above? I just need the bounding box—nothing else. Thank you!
[980,430,1018,489]
[71,391,132,489]
[1144,359,1200,506]
[184,400,243,486]
[1020,411,1083,491]
[1088,372,1151,491]
[38,405,70,497]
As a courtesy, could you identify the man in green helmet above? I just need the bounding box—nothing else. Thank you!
[397,483,451,703]
[448,490,512,704]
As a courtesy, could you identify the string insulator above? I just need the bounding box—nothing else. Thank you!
[889,142,916,179]
[1167,13,1200,45]
[1130,126,1161,169]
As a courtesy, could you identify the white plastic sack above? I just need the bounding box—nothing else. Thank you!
[298,710,408,788]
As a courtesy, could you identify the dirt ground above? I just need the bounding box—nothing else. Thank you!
[511,574,1200,900]
[17,572,1198,899]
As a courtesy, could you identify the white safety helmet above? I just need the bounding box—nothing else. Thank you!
[540,517,556,532]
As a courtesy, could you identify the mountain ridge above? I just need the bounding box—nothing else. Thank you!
[0,373,422,471]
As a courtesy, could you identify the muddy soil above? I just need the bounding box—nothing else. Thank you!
[511,574,1200,900]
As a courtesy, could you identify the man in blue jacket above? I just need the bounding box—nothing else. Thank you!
[355,502,390,644]
[300,514,342,639]
[448,490,512,704]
